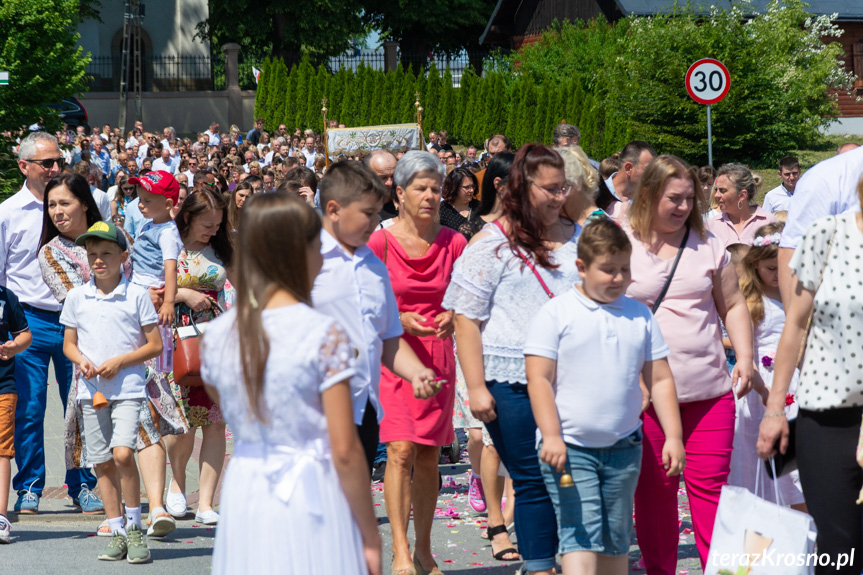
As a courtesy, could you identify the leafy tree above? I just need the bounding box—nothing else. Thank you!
[363,0,497,59]
[0,0,92,193]
[196,0,366,64]
[254,58,272,123]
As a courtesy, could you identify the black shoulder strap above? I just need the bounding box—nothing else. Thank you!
[652,224,690,314]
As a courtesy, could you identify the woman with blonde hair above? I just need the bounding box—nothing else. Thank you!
[557,145,600,225]
[625,155,757,574]
[201,193,380,574]
[110,171,136,227]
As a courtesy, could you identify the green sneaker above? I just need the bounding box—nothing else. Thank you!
[98,531,127,561]
[125,523,151,564]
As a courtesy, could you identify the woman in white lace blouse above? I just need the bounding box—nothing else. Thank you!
[443,144,581,575]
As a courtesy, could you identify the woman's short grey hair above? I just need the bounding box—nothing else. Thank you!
[18,131,59,160]
[556,146,599,200]
[394,150,445,190]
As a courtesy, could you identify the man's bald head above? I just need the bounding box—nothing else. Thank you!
[838,142,859,155]
[488,134,511,158]
[364,149,397,190]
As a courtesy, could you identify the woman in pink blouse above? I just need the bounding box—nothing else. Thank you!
[624,156,757,574]
[705,163,776,247]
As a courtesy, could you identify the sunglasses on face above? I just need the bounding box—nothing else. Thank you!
[122,185,135,192]
[25,157,66,169]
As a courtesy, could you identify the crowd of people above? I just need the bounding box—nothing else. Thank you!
[0,116,861,575]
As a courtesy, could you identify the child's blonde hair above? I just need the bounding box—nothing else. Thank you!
[739,222,784,324]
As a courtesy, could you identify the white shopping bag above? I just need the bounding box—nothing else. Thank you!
[705,461,817,575]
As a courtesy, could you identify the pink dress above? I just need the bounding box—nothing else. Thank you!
[368,227,467,446]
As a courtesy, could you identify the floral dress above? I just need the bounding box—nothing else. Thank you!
[170,244,227,427]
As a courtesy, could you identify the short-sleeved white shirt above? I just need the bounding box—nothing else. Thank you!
[524,287,669,448]
[60,276,159,400]
[780,146,863,250]
[311,229,403,425]
[790,212,863,410]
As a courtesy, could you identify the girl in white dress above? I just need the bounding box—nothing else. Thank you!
[200,193,381,575]
[728,222,805,507]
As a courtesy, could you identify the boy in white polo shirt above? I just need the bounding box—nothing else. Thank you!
[61,221,163,564]
[525,217,685,575]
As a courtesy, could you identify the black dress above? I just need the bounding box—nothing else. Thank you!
[439,200,483,240]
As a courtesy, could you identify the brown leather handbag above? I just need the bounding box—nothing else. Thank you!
[173,303,221,387]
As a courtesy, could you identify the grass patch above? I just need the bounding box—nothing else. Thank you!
[750,133,862,204]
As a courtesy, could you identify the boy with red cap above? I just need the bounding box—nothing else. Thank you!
[127,171,182,325]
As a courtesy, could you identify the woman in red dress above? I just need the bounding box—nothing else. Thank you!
[368,150,467,575]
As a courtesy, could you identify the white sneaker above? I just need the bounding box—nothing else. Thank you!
[165,479,187,518]
[146,508,177,538]
[0,514,10,543]
[194,509,219,525]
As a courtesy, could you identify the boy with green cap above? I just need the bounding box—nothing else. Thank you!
[61,221,163,564]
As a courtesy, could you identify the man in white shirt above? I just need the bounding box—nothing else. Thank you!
[89,138,111,189]
[264,139,284,165]
[301,135,316,169]
[160,126,175,152]
[183,156,199,183]
[426,131,440,151]
[762,156,801,214]
[604,141,656,203]
[151,146,176,174]
[778,144,863,303]
[1,132,101,514]
[206,122,220,146]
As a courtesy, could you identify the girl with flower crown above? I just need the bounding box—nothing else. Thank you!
[727,221,806,509]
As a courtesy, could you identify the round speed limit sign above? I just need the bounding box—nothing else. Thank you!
[685,59,730,105]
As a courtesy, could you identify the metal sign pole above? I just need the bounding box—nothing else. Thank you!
[706,104,713,167]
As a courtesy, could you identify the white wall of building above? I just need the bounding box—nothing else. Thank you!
[77,0,210,59]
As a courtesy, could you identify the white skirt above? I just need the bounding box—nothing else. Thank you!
[212,446,368,575]
[728,382,804,506]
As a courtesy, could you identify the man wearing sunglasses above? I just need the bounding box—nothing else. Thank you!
[0,132,101,515]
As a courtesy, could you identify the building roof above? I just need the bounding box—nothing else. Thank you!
[614,0,863,19]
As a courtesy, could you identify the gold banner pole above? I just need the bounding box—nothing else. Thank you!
[322,98,329,169]
[414,92,423,150]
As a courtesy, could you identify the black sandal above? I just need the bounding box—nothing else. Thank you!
[487,524,520,561]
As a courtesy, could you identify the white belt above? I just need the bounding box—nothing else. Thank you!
[234,440,330,516]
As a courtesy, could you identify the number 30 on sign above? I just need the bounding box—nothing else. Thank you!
[685,59,730,105]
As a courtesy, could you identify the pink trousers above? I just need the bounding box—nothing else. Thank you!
[634,391,735,574]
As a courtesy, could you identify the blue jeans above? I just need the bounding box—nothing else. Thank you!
[484,381,558,572]
[373,442,387,466]
[13,308,97,497]
[540,430,642,557]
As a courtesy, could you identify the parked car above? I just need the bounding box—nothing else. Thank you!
[48,97,89,133]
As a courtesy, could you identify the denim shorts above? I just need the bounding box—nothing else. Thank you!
[539,429,642,557]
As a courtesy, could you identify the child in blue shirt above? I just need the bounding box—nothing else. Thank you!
[0,285,31,544]
[127,171,182,326]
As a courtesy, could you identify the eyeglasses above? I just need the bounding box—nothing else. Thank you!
[530,181,571,199]
[460,185,477,192]
[24,157,65,170]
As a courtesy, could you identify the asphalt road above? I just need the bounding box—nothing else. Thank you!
[4,365,704,574]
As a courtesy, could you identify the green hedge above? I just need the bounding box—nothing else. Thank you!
[253,57,630,160]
